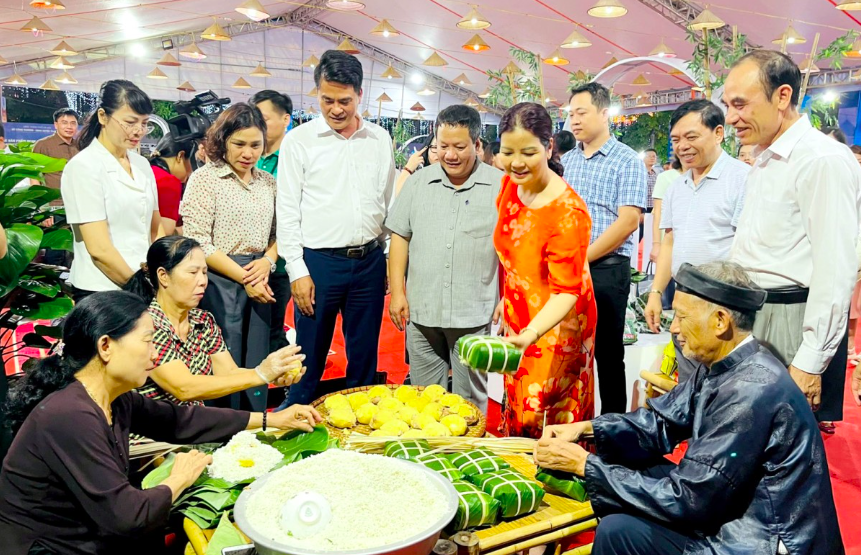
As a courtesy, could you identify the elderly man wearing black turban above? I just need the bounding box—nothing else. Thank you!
[534,261,843,555]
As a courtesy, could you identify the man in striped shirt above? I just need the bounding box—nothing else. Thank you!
[645,100,749,382]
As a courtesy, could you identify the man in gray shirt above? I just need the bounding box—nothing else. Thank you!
[386,105,504,411]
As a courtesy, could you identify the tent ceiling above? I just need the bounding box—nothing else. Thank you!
[1,0,859,117]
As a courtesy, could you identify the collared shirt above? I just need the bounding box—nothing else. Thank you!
[257,150,279,177]
[645,167,658,208]
[138,299,227,405]
[661,151,748,275]
[181,161,276,258]
[276,116,396,282]
[32,132,79,191]
[561,135,647,258]
[386,161,503,328]
[731,115,861,374]
[652,169,681,200]
[61,139,158,292]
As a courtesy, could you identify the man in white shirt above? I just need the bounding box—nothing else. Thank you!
[725,50,861,426]
[645,100,749,381]
[276,50,396,405]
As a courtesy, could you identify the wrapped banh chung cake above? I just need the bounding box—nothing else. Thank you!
[535,468,588,502]
[448,448,510,478]
[470,468,545,519]
[449,481,501,531]
[411,452,464,482]
[383,439,431,460]
[455,335,522,374]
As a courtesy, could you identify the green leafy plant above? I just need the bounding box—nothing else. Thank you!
[615,112,672,162]
[815,31,859,70]
[806,95,839,129]
[685,29,748,90]
[484,47,543,109]
[0,144,72,365]
[391,119,412,168]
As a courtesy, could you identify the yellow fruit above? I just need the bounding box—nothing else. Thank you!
[406,396,430,412]
[368,385,392,402]
[370,409,397,430]
[457,404,475,419]
[398,406,419,424]
[423,422,452,437]
[380,419,409,436]
[413,413,438,430]
[395,385,419,403]
[401,429,426,438]
[422,402,443,421]
[327,408,356,429]
[440,393,464,408]
[348,392,371,411]
[421,384,446,402]
[441,414,468,436]
[369,430,390,437]
[356,403,379,425]
[378,398,404,412]
[324,394,351,412]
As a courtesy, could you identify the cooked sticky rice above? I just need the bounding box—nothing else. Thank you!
[208,431,283,482]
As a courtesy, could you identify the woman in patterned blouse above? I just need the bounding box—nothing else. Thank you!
[125,236,307,405]
[180,103,280,411]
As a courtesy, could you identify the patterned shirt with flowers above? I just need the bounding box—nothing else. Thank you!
[137,299,227,405]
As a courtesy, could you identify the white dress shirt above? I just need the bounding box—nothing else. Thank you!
[276,115,396,282]
[731,115,861,374]
[61,139,158,292]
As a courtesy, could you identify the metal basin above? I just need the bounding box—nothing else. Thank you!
[234,458,459,555]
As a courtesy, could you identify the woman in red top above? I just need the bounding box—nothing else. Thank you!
[493,103,597,438]
[149,133,193,235]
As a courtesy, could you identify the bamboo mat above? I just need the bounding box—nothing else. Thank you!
[474,453,595,553]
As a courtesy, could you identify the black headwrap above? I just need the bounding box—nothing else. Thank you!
[675,263,767,313]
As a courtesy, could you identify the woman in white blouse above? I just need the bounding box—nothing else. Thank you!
[61,80,164,301]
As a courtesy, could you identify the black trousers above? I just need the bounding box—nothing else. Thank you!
[269,271,292,353]
[591,258,631,414]
[286,246,386,405]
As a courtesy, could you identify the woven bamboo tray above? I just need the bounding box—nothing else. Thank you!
[474,453,595,553]
[311,384,487,442]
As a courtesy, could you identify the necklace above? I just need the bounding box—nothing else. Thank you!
[79,379,113,425]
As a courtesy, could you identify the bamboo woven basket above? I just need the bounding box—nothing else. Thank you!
[311,384,487,441]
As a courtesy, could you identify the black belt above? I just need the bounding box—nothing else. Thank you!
[591,254,629,268]
[765,286,809,305]
[312,240,380,259]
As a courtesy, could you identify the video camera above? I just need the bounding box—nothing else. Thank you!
[167,90,231,143]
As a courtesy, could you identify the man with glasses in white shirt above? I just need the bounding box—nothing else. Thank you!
[725,50,861,431]
[276,50,396,405]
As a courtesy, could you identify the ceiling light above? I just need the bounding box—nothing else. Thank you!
[543,48,570,65]
[202,21,231,41]
[772,23,806,45]
[381,64,402,80]
[457,6,491,30]
[335,38,360,55]
[417,86,436,96]
[632,74,651,86]
[798,58,819,73]
[179,43,207,60]
[5,72,27,86]
[414,112,425,120]
[602,56,619,69]
[411,102,426,112]
[454,73,472,86]
[587,0,627,18]
[836,0,861,9]
[39,79,60,90]
[161,38,174,50]
[327,0,365,10]
[21,15,51,36]
[129,43,147,58]
[477,105,488,113]
[822,90,837,103]
[649,39,676,58]
[561,28,592,49]
[465,96,479,107]
[56,71,76,84]
[463,34,490,52]
[608,105,621,116]
[235,0,270,21]
[370,19,399,38]
[303,54,320,68]
[147,67,169,79]
[423,51,448,67]
[376,92,393,102]
[177,81,196,92]
[0,54,7,65]
[157,52,181,66]
[501,61,522,75]
[308,106,318,114]
[411,72,424,85]
[49,56,74,69]
[233,77,252,88]
[478,87,490,99]
[688,9,725,31]
[306,86,318,97]
[49,40,77,56]
[30,0,65,9]
[362,109,371,118]
[250,62,272,77]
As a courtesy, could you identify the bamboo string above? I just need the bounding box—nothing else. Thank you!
[799,33,821,103]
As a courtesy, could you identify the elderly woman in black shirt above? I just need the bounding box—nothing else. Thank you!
[0,291,322,555]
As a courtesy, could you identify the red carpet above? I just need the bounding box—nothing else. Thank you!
[298,298,861,551]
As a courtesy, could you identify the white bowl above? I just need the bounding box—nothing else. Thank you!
[234,457,459,555]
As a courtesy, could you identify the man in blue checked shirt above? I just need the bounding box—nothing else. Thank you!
[562,83,647,414]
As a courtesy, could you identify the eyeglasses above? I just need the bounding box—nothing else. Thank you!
[110,115,154,136]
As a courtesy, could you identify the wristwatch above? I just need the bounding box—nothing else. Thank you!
[264,255,277,274]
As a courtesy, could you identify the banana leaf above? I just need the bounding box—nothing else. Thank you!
[270,425,331,463]
[205,512,247,555]
[142,454,175,489]
[535,468,588,502]
[182,506,218,530]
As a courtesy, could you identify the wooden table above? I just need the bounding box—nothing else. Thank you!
[473,454,597,555]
